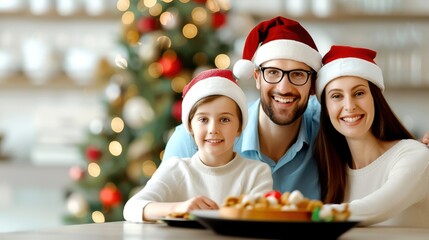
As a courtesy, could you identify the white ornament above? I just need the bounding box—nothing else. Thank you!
[104,81,122,102]
[123,97,155,129]
[67,192,89,217]
[115,55,128,70]
[138,33,160,62]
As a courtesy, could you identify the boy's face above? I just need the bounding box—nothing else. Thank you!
[254,59,313,126]
[190,96,241,166]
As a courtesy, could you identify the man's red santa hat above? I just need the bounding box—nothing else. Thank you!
[233,16,322,81]
[316,45,384,101]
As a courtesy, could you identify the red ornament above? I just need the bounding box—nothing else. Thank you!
[86,145,102,161]
[171,99,182,122]
[137,16,160,33]
[193,0,207,3]
[212,12,227,29]
[100,185,122,208]
[158,56,182,77]
[69,166,85,181]
[264,190,282,200]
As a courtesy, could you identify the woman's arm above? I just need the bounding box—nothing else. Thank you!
[345,146,429,226]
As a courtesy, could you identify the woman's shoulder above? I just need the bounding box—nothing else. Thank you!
[393,139,429,162]
[397,139,429,151]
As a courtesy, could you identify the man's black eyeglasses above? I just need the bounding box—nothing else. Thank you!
[259,66,313,86]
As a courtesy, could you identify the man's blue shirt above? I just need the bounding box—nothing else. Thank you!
[162,95,321,199]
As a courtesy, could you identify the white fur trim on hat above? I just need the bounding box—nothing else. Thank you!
[181,77,248,133]
[254,39,322,71]
[316,57,384,101]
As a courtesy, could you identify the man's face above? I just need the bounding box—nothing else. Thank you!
[255,59,313,126]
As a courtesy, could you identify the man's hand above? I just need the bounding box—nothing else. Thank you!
[421,131,429,147]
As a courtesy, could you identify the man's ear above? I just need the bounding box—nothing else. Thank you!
[254,70,261,90]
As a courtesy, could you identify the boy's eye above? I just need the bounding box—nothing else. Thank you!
[220,117,230,123]
[198,117,208,123]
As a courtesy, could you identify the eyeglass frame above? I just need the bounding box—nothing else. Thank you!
[259,66,314,86]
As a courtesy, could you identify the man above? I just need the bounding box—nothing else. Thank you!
[162,16,429,200]
[163,16,322,199]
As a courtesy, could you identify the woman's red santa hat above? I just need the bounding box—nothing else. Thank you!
[181,69,248,133]
[233,16,322,81]
[316,45,385,101]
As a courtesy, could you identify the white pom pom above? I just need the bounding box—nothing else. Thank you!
[233,59,255,81]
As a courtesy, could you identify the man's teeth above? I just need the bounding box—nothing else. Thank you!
[273,96,294,103]
[342,116,362,123]
[206,139,222,143]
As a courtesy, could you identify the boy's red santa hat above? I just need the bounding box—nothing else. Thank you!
[316,45,384,101]
[181,69,248,133]
[233,16,322,81]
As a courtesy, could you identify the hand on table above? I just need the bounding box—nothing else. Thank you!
[172,195,219,217]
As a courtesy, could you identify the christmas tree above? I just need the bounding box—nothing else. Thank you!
[64,0,232,224]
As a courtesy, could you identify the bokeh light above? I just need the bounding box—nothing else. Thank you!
[121,11,135,25]
[111,117,124,133]
[142,160,157,177]
[148,62,163,78]
[157,35,172,50]
[149,3,163,16]
[182,23,198,39]
[109,141,123,156]
[214,53,230,69]
[171,76,187,93]
[88,162,101,177]
[192,7,207,25]
[92,211,105,223]
[117,0,130,12]
[143,0,157,8]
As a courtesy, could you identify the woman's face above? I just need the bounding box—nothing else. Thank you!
[324,76,375,140]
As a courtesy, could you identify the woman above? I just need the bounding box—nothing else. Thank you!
[314,45,429,227]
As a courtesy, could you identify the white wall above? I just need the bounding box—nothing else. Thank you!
[0,88,104,165]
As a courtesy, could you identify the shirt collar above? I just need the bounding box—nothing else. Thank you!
[239,98,311,156]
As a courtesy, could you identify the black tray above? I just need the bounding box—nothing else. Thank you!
[192,210,360,239]
[161,217,206,229]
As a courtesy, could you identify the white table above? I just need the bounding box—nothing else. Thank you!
[2,221,429,240]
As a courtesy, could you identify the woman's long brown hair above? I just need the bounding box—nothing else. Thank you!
[314,82,415,203]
